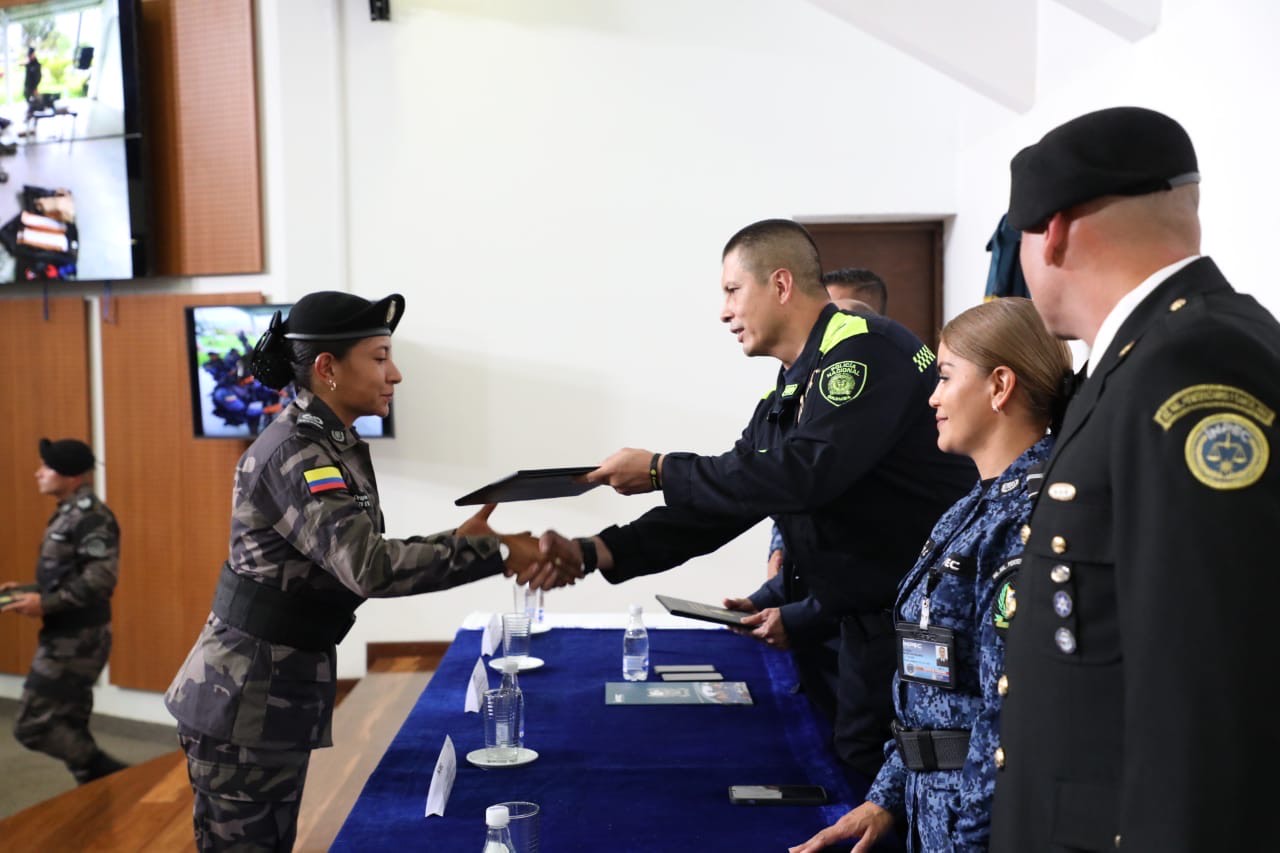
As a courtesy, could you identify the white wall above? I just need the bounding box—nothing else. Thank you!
[324,0,980,679]
[947,0,1280,324]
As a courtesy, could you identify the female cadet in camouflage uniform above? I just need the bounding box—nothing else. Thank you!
[791,298,1071,853]
[164,291,559,851]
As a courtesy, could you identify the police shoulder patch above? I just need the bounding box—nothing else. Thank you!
[1184,412,1269,490]
[819,360,867,406]
[82,537,109,558]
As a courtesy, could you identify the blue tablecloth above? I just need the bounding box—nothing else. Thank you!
[334,627,868,851]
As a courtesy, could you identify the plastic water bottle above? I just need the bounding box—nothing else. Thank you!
[622,603,649,681]
[499,658,525,747]
[482,805,516,853]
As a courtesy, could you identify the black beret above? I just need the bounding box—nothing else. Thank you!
[283,291,405,342]
[1008,106,1199,231]
[39,438,94,477]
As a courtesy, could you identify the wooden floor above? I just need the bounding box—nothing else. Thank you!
[0,652,439,852]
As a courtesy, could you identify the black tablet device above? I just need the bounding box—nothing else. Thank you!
[655,594,749,628]
[455,466,599,506]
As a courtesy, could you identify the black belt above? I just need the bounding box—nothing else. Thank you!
[211,564,360,652]
[41,601,110,634]
[892,721,970,771]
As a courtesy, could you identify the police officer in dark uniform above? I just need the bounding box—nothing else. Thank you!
[165,291,569,851]
[541,219,976,778]
[1,438,128,784]
[726,272,891,723]
[990,107,1280,851]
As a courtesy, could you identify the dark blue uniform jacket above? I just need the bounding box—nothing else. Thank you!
[600,303,974,622]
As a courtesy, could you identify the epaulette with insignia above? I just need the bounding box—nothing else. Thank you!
[298,413,325,431]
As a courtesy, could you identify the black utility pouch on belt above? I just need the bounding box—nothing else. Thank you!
[891,720,971,771]
[212,563,361,652]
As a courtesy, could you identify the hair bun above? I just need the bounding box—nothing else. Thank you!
[249,310,295,390]
[1050,368,1079,433]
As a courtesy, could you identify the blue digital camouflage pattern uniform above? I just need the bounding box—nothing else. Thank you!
[866,435,1052,852]
[15,483,120,783]
[166,390,505,850]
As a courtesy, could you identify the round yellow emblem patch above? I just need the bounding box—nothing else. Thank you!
[1184,412,1269,490]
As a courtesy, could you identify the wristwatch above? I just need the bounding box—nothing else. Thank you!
[576,537,598,575]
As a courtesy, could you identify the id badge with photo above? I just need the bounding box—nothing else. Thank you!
[896,622,956,689]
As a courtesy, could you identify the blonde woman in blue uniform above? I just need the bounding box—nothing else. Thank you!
[792,297,1071,853]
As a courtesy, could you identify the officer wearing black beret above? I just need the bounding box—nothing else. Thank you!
[990,107,1280,851]
[164,290,574,851]
[2,439,127,783]
[38,438,96,476]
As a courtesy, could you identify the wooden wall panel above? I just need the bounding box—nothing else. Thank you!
[140,0,262,275]
[101,292,261,692]
[0,299,90,676]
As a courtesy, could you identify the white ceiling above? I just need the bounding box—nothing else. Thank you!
[803,0,1162,112]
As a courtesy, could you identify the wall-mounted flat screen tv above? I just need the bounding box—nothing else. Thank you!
[185,303,394,440]
[0,0,147,284]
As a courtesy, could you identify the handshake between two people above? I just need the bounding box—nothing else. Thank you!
[454,448,654,590]
[457,504,609,591]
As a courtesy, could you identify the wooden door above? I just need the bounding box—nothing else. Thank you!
[802,221,945,348]
[0,298,91,676]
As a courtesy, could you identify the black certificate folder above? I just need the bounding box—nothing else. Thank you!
[656,594,749,628]
[455,466,599,505]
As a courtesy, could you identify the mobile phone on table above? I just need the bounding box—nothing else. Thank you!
[728,784,828,806]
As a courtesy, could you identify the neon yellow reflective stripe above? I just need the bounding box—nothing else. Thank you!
[819,312,868,355]
[761,388,775,401]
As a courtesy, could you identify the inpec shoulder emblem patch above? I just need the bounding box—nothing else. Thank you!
[819,360,867,406]
[993,578,1016,634]
[1184,413,1269,490]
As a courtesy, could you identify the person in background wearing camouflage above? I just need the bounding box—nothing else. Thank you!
[165,291,574,852]
[1,437,128,784]
[791,299,1071,853]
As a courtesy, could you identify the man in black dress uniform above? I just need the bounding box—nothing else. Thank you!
[990,107,1280,852]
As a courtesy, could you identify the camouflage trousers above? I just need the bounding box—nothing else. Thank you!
[14,625,111,783]
[178,727,312,852]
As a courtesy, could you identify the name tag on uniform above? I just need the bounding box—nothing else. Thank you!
[896,623,956,690]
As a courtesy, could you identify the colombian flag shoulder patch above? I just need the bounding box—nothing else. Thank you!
[303,466,346,495]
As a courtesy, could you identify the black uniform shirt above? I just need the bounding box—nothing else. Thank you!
[599,304,975,618]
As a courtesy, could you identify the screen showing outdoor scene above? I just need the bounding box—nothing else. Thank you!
[0,0,145,284]
[187,304,393,440]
